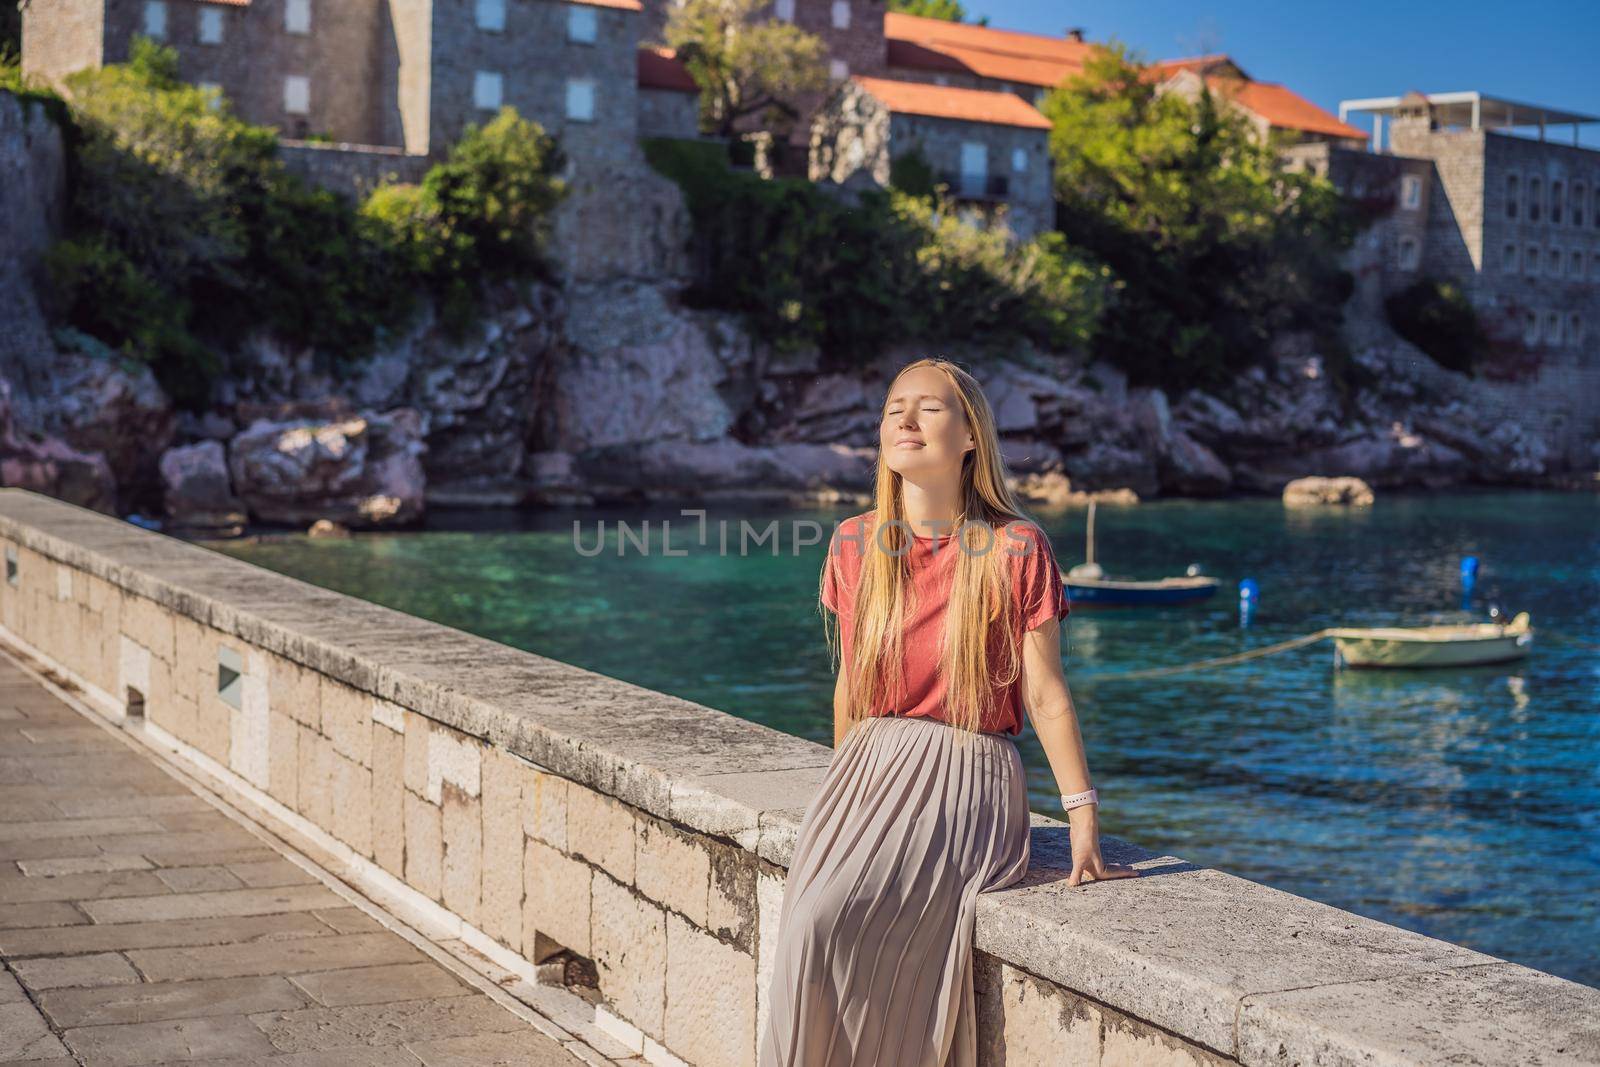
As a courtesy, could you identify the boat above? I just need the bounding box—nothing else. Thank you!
[1062,500,1221,607]
[1327,611,1534,668]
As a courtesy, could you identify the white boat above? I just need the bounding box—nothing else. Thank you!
[1328,612,1533,668]
[1063,500,1220,606]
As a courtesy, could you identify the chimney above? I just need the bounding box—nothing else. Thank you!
[1065,27,1085,42]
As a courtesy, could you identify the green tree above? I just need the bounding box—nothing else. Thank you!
[1040,42,1356,393]
[885,0,989,25]
[663,0,828,140]
[1384,278,1491,376]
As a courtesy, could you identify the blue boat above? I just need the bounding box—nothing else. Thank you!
[1061,500,1220,608]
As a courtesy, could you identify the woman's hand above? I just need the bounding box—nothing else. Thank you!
[1066,805,1141,887]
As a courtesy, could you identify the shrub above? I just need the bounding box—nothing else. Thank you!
[643,136,1105,363]
[1384,278,1491,376]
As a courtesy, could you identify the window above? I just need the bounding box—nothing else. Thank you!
[1033,88,1046,106]
[198,80,223,110]
[4,546,16,587]
[1400,173,1422,210]
[1528,177,1542,222]
[568,5,597,42]
[1573,182,1586,227]
[933,74,949,86]
[828,58,848,80]
[1593,253,1600,281]
[774,0,794,21]
[1551,249,1564,277]
[959,141,987,197]
[1505,174,1518,219]
[473,71,503,111]
[198,6,224,43]
[1551,180,1564,224]
[831,0,849,28]
[1503,243,1518,273]
[285,0,310,34]
[476,0,505,30]
[1545,310,1562,345]
[142,1,167,39]
[1012,146,1027,173]
[1526,246,1539,275]
[283,75,310,114]
[565,78,595,121]
[1397,235,1420,271]
[1571,313,1584,345]
[1573,250,1584,278]
[1524,310,1539,345]
[217,647,243,710]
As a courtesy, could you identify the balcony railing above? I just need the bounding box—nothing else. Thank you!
[938,170,1010,201]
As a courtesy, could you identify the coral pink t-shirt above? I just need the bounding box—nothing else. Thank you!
[821,513,1070,737]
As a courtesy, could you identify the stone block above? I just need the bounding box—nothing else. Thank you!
[170,615,208,707]
[523,837,592,961]
[568,783,635,886]
[426,724,481,805]
[975,956,1103,1066]
[520,764,568,852]
[403,710,432,794]
[266,709,299,809]
[127,931,423,983]
[371,722,406,878]
[155,866,246,893]
[246,996,526,1055]
[405,790,444,901]
[754,868,784,1053]
[268,655,321,730]
[121,593,174,665]
[289,962,469,1008]
[194,694,232,765]
[664,911,756,1067]
[79,884,343,925]
[149,691,198,748]
[591,871,666,1040]
[295,726,336,830]
[319,677,372,768]
[38,974,306,1028]
[0,1001,70,1062]
[634,814,710,929]
[12,952,141,992]
[440,783,482,927]
[479,748,524,950]
[63,1013,278,1064]
[707,840,757,955]
[332,752,374,858]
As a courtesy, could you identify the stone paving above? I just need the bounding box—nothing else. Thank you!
[0,657,639,1067]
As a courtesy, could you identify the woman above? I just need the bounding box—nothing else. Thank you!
[759,358,1140,1067]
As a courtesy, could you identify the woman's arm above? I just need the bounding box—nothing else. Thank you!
[1020,616,1140,886]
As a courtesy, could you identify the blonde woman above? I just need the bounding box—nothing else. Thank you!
[759,358,1139,1067]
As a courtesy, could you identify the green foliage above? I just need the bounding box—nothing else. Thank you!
[1040,42,1358,394]
[663,0,828,139]
[363,106,566,333]
[643,136,1104,362]
[885,0,988,23]
[888,146,937,199]
[1384,278,1491,376]
[38,39,564,406]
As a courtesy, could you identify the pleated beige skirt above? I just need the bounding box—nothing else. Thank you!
[758,713,1032,1067]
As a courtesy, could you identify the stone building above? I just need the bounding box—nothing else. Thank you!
[1152,57,1367,149]
[809,74,1052,240]
[22,0,646,158]
[1305,91,1600,464]
[636,43,699,139]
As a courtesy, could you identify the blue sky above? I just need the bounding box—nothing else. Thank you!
[976,0,1600,148]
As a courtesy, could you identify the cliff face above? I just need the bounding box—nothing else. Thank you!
[0,87,1590,530]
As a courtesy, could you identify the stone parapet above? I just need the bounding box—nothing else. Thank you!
[0,488,1595,1066]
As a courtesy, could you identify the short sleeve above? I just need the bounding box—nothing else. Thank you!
[821,524,854,616]
[1016,524,1070,632]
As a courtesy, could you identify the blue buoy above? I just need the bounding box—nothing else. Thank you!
[1461,555,1479,611]
[1238,578,1258,628]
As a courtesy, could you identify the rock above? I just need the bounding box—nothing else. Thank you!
[542,281,753,451]
[574,438,875,502]
[227,408,428,527]
[0,378,117,513]
[1282,475,1375,507]
[1128,387,1232,496]
[159,440,246,534]
[1011,470,1140,506]
[307,519,350,538]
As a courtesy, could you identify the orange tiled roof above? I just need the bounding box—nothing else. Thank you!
[1146,54,1243,79]
[883,11,1091,89]
[637,46,697,93]
[851,74,1051,130]
[570,0,643,10]
[1206,75,1367,140]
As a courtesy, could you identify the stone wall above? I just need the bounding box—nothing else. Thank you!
[277,139,431,199]
[4,489,1597,1065]
[0,91,67,381]
[637,86,700,140]
[890,111,1052,241]
[18,0,106,86]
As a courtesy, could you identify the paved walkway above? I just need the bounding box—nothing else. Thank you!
[0,653,639,1067]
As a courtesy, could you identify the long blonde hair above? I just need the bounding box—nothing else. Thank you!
[822,358,1050,749]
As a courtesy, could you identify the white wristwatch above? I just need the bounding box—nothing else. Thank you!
[1060,788,1098,812]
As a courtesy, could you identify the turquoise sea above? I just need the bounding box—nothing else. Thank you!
[205,490,1600,988]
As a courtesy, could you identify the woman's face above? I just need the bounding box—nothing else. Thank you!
[880,366,974,479]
